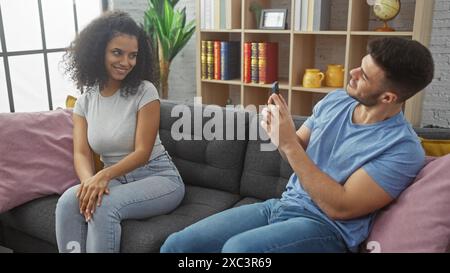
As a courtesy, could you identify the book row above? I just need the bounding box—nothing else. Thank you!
[201,41,279,85]
[201,41,240,81]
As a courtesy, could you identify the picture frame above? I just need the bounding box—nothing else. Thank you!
[259,9,288,30]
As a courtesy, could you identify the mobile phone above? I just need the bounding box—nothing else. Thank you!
[272,81,279,95]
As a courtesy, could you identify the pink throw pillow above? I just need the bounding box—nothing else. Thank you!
[0,109,78,213]
[363,155,450,253]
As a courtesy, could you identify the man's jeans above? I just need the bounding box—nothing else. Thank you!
[161,199,347,253]
[55,151,184,253]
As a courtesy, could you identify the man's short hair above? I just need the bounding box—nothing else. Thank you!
[368,37,434,103]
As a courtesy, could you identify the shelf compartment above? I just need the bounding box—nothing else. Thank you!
[199,0,242,31]
[291,34,347,87]
[291,91,327,116]
[329,0,350,31]
[244,0,292,30]
[243,86,288,113]
[350,0,416,32]
[201,82,242,107]
[244,33,291,84]
[200,32,241,82]
[292,0,350,32]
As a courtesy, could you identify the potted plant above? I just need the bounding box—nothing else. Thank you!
[144,0,196,99]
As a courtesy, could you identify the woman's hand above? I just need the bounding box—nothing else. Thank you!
[76,172,110,221]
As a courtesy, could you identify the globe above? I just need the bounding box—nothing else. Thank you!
[368,0,401,31]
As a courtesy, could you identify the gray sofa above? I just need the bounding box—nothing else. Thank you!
[0,100,449,253]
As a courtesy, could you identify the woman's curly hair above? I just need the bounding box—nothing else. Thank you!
[64,11,155,96]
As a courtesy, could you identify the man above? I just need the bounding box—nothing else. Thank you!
[160,37,435,253]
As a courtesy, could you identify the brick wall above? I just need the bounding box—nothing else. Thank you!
[422,0,450,128]
[113,0,449,128]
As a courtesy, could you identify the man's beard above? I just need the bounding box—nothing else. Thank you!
[348,89,383,107]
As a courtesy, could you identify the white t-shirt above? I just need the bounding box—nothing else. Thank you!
[73,80,165,167]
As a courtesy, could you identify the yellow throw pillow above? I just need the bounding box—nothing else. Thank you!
[66,95,77,109]
[420,137,450,157]
[66,95,104,173]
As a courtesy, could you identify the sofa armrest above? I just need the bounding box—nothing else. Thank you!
[414,128,450,140]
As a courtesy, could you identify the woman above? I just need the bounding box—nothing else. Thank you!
[55,11,184,253]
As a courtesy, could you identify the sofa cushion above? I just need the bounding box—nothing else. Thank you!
[233,197,262,208]
[0,109,78,213]
[240,141,293,199]
[363,155,450,253]
[0,225,57,253]
[0,185,241,253]
[414,127,450,140]
[240,115,307,200]
[0,195,59,245]
[159,101,248,194]
[120,185,241,252]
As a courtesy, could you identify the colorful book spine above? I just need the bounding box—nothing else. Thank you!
[251,42,259,83]
[214,41,221,80]
[207,41,214,80]
[294,0,302,31]
[220,0,226,29]
[214,0,221,29]
[244,42,251,83]
[258,43,267,84]
[301,0,309,31]
[229,42,240,79]
[307,0,315,32]
[201,40,207,79]
[221,41,229,80]
[221,41,240,80]
[265,42,279,84]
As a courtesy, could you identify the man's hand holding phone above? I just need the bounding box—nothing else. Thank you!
[262,82,298,152]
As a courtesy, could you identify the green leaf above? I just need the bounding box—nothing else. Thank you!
[143,0,196,65]
[180,7,187,27]
[164,0,174,36]
[171,25,195,62]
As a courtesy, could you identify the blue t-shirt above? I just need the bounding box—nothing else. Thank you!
[280,90,425,252]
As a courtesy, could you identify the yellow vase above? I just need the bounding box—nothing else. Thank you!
[303,69,325,88]
[325,64,345,88]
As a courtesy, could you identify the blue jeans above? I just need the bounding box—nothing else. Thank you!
[55,151,184,253]
[161,199,347,253]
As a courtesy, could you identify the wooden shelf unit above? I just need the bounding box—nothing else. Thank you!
[196,0,435,126]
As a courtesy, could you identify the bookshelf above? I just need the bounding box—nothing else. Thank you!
[196,0,435,126]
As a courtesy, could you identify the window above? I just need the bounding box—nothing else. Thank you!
[0,0,107,113]
[0,59,9,111]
